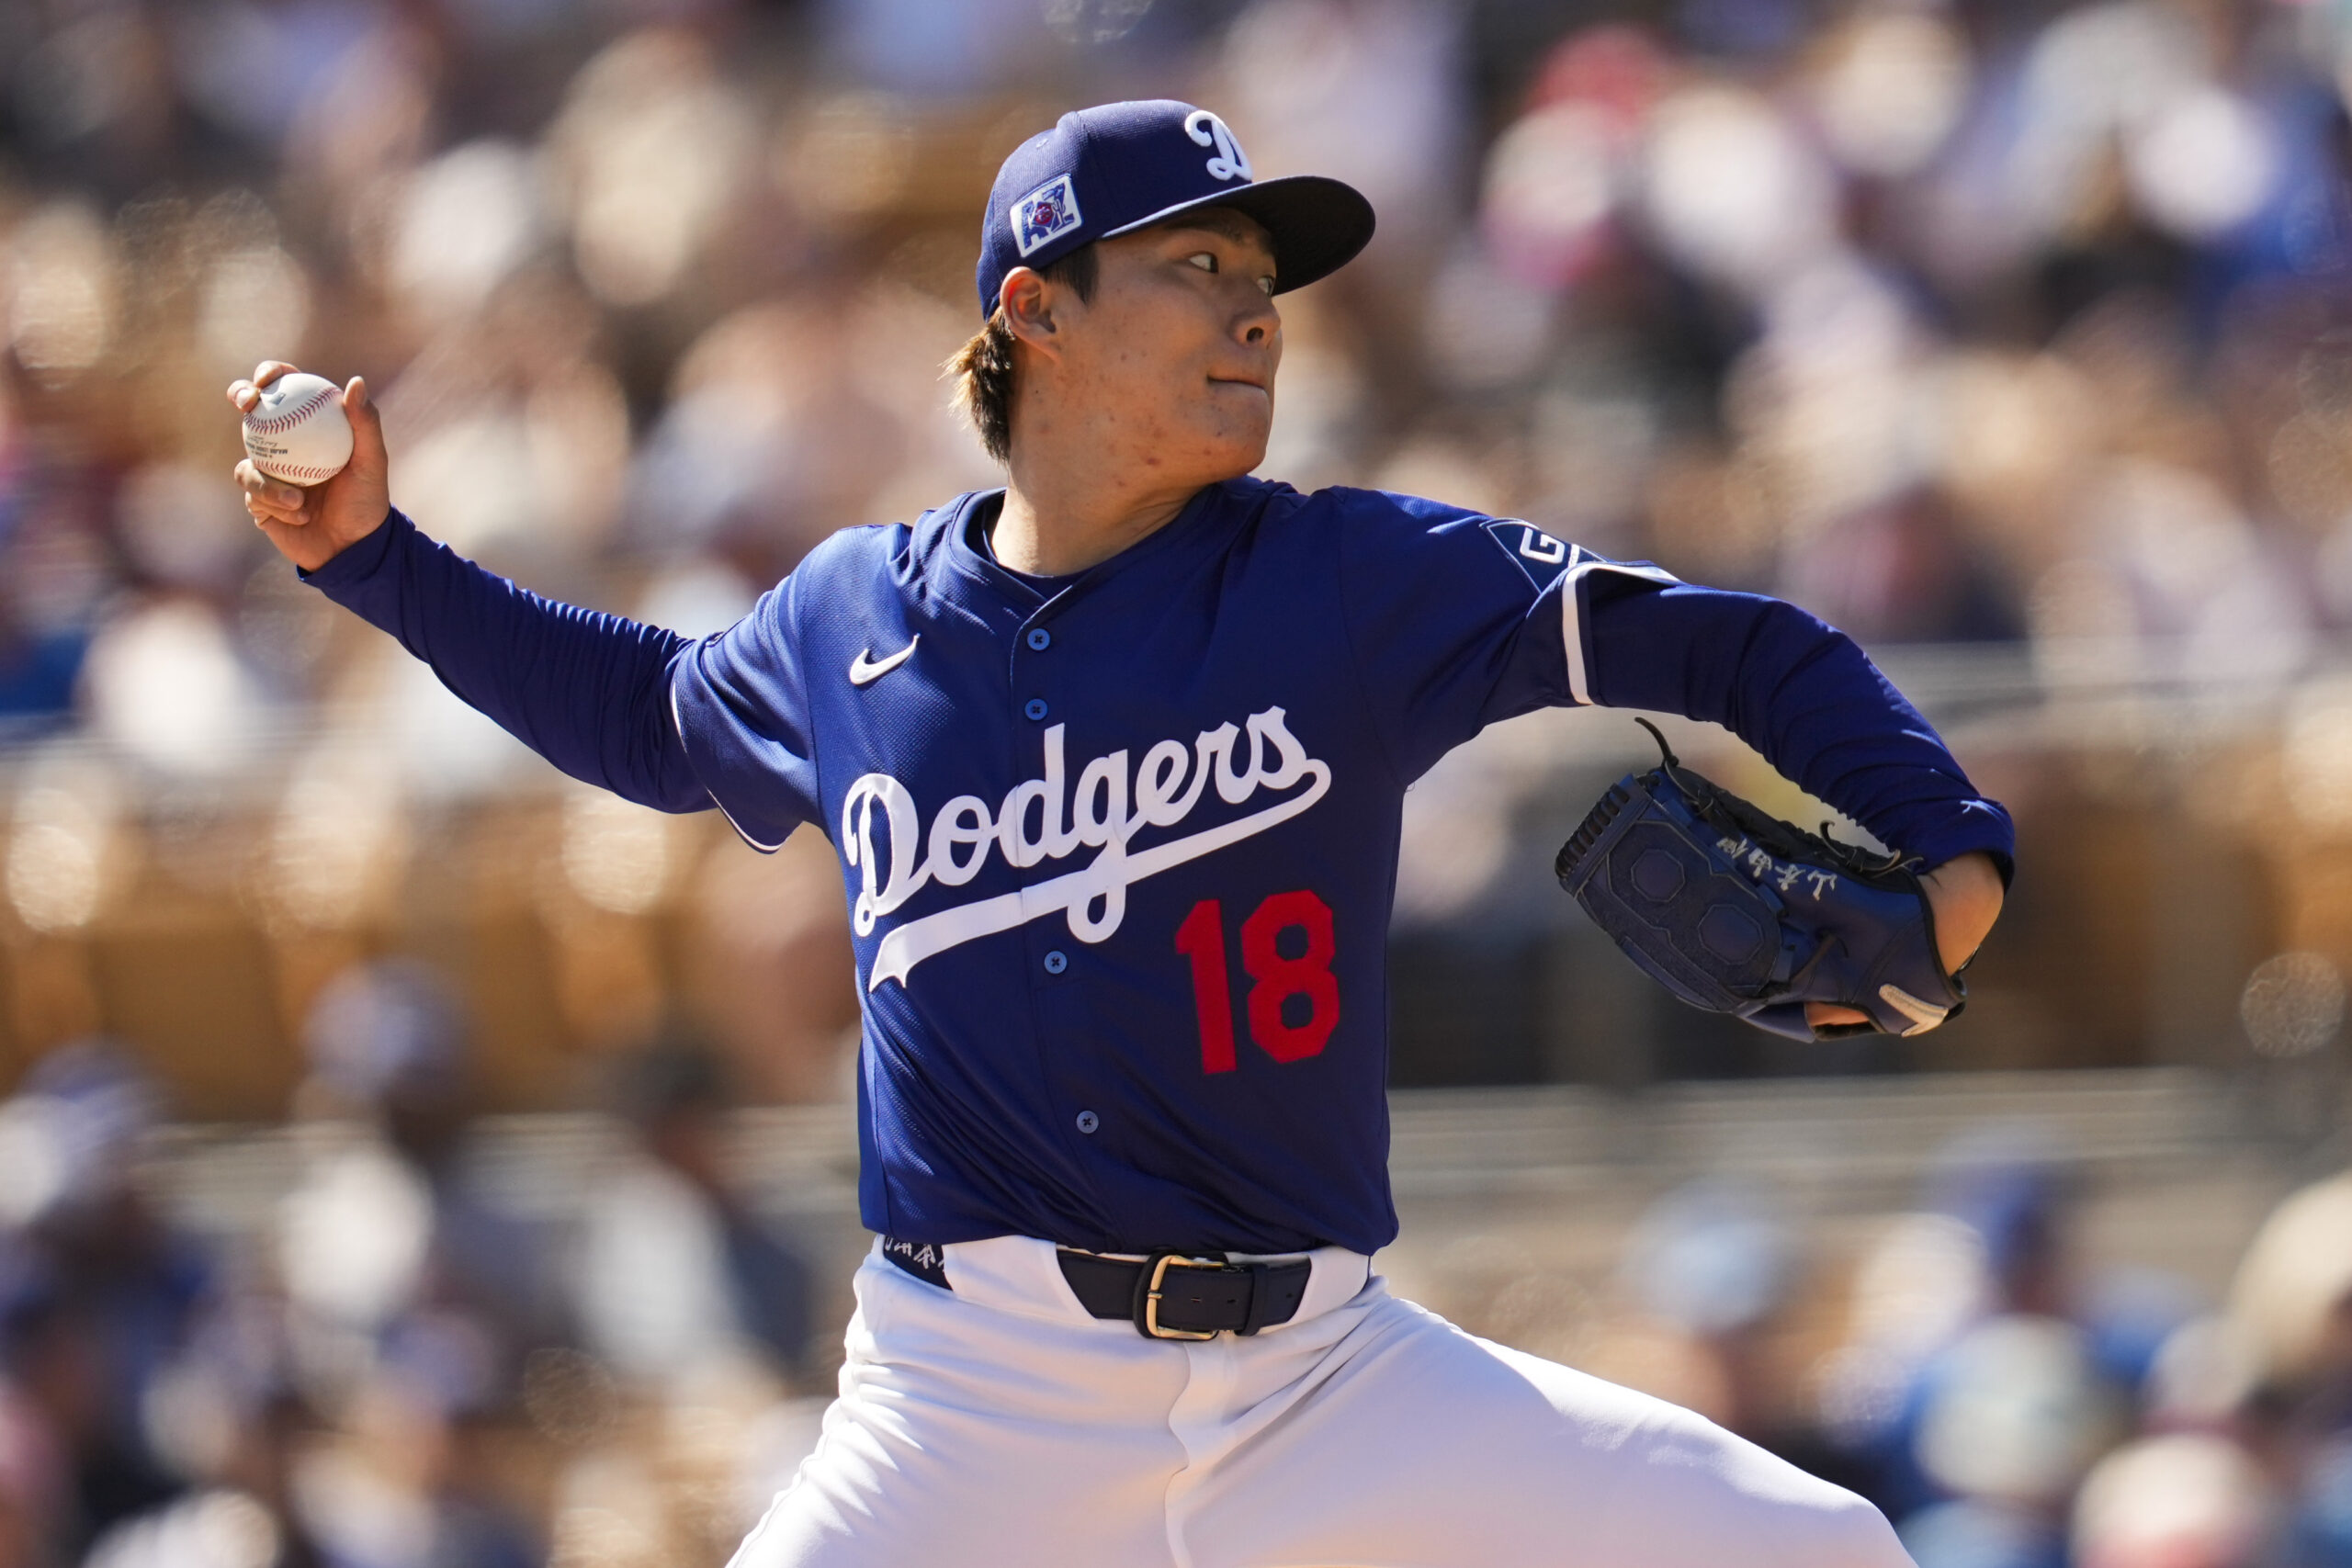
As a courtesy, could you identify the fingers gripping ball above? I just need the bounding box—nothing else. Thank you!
[242,372,353,485]
[1555,720,1967,1042]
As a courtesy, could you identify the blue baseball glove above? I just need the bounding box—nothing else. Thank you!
[1555,722,1966,1042]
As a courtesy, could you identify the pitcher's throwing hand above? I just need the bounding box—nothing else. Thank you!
[227,364,389,573]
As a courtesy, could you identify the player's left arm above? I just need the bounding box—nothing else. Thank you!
[1321,492,2007,981]
[1577,572,2010,978]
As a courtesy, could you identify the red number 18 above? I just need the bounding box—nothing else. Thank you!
[1174,890,1340,1074]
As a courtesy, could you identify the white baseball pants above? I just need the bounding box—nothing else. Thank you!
[729,1236,1915,1568]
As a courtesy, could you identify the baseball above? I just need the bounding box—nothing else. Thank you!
[242,371,353,485]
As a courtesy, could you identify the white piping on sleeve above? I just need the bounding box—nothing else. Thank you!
[671,671,786,854]
[1558,560,1682,706]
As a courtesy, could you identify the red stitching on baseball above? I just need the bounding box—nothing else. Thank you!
[246,386,335,434]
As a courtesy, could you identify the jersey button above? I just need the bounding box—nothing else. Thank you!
[1024,698,1049,721]
[1026,627,1051,651]
[1075,1111,1100,1134]
[1043,950,1069,975]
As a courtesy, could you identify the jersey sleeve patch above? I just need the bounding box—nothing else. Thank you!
[1480,519,1578,590]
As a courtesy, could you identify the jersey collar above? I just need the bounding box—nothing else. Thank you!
[934,479,1267,609]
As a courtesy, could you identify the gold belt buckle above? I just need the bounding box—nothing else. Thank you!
[1142,1254,1224,1340]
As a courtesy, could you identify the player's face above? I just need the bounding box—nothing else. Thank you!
[1063,212,1283,484]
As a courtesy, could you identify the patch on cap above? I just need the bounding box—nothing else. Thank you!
[1012,175,1084,257]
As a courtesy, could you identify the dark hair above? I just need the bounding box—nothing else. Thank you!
[949,243,1099,464]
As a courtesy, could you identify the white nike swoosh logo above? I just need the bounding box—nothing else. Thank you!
[849,636,920,686]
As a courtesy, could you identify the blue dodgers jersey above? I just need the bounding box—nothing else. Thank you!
[669,477,1619,1256]
[307,477,2010,1256]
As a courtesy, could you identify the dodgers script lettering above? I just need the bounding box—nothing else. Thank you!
[843,705,1331,989]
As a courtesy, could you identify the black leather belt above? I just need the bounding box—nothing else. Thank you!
[878,1236,1315,1340]
[1057,1249,1311,1340]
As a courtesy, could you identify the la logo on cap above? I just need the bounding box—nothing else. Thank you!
[1013,175,1083,256]
[1185,111,1251,182]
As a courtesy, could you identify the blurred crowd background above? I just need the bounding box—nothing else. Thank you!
[0,0,2351,1563]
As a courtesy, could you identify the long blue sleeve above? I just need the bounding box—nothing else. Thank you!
[1329,491,2012,879]
[301,510,712,814]
[1581,573,2014,878]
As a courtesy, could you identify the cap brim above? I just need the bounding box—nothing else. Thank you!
[1099,175,1376,295]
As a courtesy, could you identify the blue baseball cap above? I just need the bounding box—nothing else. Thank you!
[976,100,1375,318]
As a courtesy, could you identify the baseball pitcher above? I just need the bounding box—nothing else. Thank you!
[232,101,2009,1567]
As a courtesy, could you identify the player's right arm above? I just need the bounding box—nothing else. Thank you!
[226,362,717,817]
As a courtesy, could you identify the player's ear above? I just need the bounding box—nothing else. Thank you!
[1001,268,1064,359]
